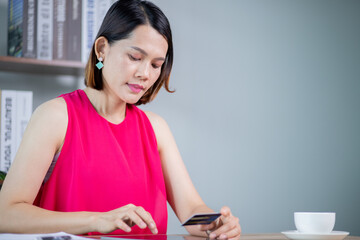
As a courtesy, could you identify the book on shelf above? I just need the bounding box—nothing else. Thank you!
[81,0,95,63]
[8,0,115,62]
[0,90,33,173]
[95,0,115,32]
[81,0,115,63]
[37,0,53,60]
[0,90,16,172]
[7,0,24,57]
[23,0,37,58]
[53,0,67,60]
[67,0,82,61]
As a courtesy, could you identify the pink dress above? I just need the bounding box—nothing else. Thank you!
[34,89,168,235]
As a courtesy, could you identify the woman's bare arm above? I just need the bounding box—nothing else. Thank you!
[146,111,241,239]
[0,98,95,234]
[0,98,159,234]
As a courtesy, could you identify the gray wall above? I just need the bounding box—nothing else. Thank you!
[1,0,359,235]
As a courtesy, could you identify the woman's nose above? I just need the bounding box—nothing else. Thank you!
[135,62,150,80]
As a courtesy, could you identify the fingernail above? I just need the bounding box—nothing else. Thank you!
[125,226,131,232]
[140,222,147,228]
[150,223,155,229]
[220,234,227,239]
[154,228,158,234]
[210,233,216,239]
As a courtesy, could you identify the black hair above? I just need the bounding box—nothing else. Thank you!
[85,0,174,105]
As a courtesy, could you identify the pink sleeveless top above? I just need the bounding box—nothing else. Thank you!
[34,89,168,235]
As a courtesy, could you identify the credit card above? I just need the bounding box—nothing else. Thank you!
[181,213,221,226]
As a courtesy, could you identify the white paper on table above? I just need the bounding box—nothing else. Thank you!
[0,231,89,240]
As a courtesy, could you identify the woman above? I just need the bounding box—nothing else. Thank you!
[0,0,241,238]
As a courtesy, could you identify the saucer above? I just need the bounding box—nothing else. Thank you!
[281,230,349,240]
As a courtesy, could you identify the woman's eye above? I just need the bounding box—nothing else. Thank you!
[152,64,161,69]
[128,54,140,61]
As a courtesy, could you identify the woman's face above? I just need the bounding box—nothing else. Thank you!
[101,25,168,104]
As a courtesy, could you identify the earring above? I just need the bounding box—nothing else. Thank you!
[96,57,104,70]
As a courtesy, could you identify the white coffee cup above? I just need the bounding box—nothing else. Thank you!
[294,212,336,233]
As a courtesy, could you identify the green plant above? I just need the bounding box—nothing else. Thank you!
[0,171,6,190]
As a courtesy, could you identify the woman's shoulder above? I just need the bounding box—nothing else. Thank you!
[31,97,68,127]
[129,105,167,128]
[24,97,68,152]
[143,111,172,150]
[144,111,168,130]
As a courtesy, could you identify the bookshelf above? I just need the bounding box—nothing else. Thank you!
[0,56,85,76]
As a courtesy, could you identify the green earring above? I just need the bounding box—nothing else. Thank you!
[96,57,104,70]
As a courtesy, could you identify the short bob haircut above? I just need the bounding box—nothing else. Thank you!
[84,0,174,105]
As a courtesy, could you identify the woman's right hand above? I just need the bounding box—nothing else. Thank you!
[93,204,158,234]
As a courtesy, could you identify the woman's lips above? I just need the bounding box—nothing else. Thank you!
[127,83,144,93]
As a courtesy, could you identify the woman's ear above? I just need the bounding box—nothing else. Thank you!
[94,36,108,59]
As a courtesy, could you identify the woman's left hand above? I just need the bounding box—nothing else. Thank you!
[199,206,241,239]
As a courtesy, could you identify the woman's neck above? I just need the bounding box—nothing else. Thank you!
[83,87,127,124]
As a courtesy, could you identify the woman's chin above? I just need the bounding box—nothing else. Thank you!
[124,96,142,105]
